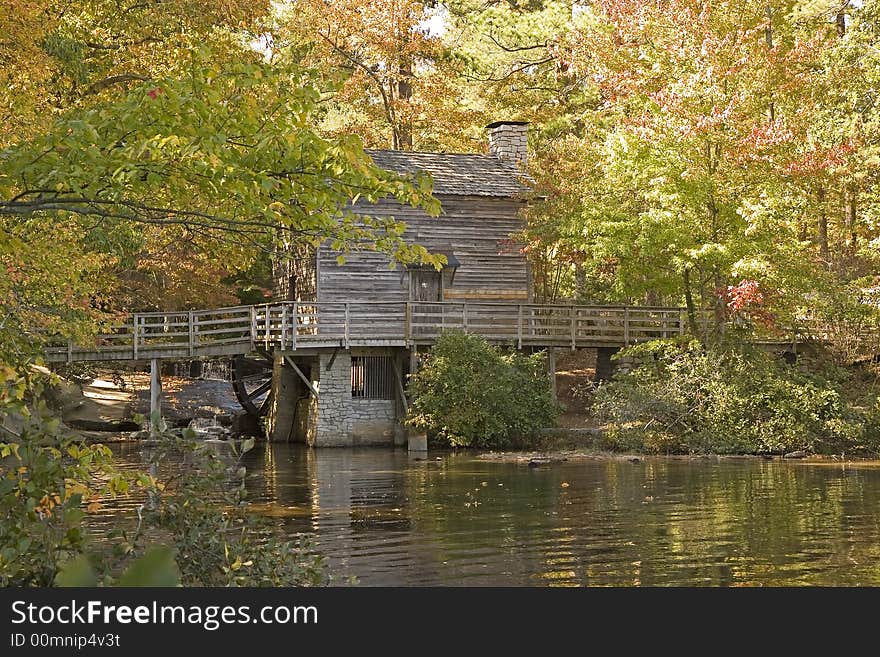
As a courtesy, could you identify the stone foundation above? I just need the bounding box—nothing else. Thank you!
[314,351,352,446]
[269,349,402,447]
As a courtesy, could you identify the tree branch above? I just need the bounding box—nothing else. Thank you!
[486,32,549,53]
[86,73,150,95]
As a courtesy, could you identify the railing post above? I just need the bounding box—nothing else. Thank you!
[291,303,298,351]
[281,304,287,350]
[265,306,271,349]
[405,302,411,344]
[679,309,686,335]
[67,339,73,363]
[133,315,140,359]
[517,304,523,349]
[624,307,630,346]
[188,310,194,356]
[344,302,350,348]
[462,303,469,333]
[570,305,576,350]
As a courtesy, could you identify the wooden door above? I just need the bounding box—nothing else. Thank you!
[410,269,442,302]
[410,270,442,337]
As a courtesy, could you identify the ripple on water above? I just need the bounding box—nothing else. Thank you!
[86,444,880,586]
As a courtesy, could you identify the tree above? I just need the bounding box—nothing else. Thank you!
[0,7,442,364]
[277,0,476,151]
[514,1,860,337]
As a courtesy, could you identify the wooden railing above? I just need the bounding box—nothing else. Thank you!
[42,301,689,363]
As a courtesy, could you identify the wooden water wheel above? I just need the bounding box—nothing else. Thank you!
[231,351,274,416]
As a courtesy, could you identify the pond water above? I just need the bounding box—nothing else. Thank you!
[101,443,880,586]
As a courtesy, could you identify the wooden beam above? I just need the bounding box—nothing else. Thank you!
[517,304,523,350]
[409,345,418,380]
[133,315,140,359]
[392,357,408,415]
[188,310,194,356]
[443,289,530,300]
[284,356,319,397]
[150,358,162,436]
[326,347,339,371]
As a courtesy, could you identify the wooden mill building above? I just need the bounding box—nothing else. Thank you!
[268,121,534,446]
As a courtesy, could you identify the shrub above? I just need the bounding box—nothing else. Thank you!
[1,365,325,586]
[592,339,880,455]
[407,331,561,448]
[0,368,122,586]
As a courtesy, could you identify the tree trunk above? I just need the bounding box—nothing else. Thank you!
[683,267,699,336]
[395,60,413,151]
[574,264,587,302]
[817,186,829,268]
[713,268,726,340]
[845,183,857,258]
[766,5,775,122]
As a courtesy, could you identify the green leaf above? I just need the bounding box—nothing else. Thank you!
[116,546,180,587]
[55,555,98,587]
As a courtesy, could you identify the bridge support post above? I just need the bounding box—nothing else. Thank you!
[595,347,619,383]
[393,351,408,447]
[409,345,418,379]
[407,431,428,453]
[547,348,557,400]
[150,358,162,436]
[266,353,303,443]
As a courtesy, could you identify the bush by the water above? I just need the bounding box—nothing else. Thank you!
[592,339,880,456]
[1,368,325,586]
[407,331,561,448]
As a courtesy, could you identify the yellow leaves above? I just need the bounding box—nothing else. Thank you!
[35,493,63,517]
[0,441,21,460]
[65,479,89,500]
[229,556,252,571]
[86,496,102,514]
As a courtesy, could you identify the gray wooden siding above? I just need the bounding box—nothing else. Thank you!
[316,195,530,304]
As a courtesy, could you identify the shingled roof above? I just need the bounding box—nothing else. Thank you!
[366,149,532,198]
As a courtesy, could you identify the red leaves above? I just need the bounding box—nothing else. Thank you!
[724,279,763,312]
[146,87,163,99]
[784,140,855,177]
[720,279,776,327]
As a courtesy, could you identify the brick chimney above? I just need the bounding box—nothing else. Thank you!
[486,121,528,167]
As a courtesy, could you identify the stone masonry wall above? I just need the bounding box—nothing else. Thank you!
[350,399,396,446]
[487,123,528,167]
[315,351,352,446]
[314,351,398,446]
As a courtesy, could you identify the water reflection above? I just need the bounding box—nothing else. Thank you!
[105,444,880,586]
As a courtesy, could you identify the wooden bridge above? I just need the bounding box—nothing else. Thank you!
[43,301,690,363]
